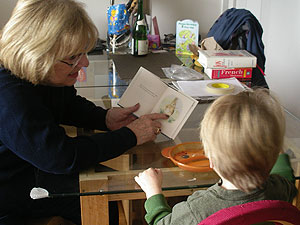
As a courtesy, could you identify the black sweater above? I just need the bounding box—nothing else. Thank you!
[0,68,136,211]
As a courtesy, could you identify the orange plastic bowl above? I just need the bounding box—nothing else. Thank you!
[161,142,212,172]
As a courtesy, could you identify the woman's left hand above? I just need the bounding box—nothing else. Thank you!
[106,103,139,130]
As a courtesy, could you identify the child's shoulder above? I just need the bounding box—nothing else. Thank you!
[268,174,295,187]
[265,174,297,201]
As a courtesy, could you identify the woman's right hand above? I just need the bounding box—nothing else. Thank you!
[126,113,169,145]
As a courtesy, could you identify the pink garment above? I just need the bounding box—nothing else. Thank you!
[198,200,300,225]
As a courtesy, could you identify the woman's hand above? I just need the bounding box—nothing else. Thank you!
[126,113,169,145]
[106,104,140,131]
[134,168,163,199]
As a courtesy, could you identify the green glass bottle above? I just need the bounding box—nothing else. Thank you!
[131,0,148,56]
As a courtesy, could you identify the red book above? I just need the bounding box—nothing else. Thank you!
[204,68,252,79]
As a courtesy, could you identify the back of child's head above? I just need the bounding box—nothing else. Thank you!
[200,89,285,192]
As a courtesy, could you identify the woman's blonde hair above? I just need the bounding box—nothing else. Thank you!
[0,0,98,84]
[200,89,285,192]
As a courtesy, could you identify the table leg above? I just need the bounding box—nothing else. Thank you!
[80,195,109,225]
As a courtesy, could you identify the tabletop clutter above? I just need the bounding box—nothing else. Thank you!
[106,0,257,87]
[192,37,256,88]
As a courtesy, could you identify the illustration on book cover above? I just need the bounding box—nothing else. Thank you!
[159,96,181,123]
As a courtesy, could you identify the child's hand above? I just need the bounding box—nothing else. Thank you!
[134,168,163,199]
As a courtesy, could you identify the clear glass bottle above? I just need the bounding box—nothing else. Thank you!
[131,0,148,56]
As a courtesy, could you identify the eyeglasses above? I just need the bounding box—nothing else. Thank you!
[60,53,86,69]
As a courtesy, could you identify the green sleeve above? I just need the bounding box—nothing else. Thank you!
[270,153,295,183]
[144,194,172,225]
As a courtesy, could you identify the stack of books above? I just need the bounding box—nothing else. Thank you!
[197,50,257,87]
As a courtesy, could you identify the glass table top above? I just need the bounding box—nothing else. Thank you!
[75,53,131,89]
[76,53,300,196]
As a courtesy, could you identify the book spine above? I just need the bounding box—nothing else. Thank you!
[206,68,252,79]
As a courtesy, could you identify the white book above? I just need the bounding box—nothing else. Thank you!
[198,50,257,69]
[118,67,198,139]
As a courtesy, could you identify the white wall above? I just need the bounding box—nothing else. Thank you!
[1,0,299,119]
[0,0,17,28]
[76,0,222,40]
[260,0,300,119]
[151,0,221,40]
[231,0,300,119]
[72,0,222,40]
[0,0,220,42]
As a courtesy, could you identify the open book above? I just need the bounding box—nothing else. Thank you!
[118,67,198,139]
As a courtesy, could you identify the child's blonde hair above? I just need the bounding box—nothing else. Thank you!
[200,89,285,192]
[0,0,98,84]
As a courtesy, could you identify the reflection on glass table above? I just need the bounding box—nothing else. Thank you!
[75,53,130,89]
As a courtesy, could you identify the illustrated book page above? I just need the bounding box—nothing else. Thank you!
[118,67,198,139]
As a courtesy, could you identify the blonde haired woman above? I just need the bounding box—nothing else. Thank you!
[0,0,167,224]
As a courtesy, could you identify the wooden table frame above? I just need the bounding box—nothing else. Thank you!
[79,153,219,225]
[79,157,300,225]
[80,181,208,225]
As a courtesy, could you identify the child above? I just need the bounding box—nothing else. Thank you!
[134,89,298,225]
